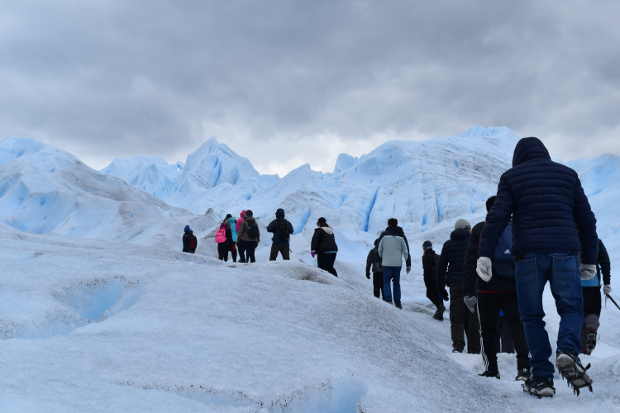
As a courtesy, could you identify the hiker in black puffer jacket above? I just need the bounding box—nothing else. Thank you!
[182,225,197,253]
[422,241,445,320]
[464,196,530,381]
[478,137,598,397]
[366,238,384,298]
[267,208,294,261]
[439,219,480,354]
[238,210,260,264]
[311,217,338,277]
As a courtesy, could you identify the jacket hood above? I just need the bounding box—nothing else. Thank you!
[184,225,191,233]
[512,137,551,167]
[450,228,470,241]
[317,226,334,235]
[275,208,285,219]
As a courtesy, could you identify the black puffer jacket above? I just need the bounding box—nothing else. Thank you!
[480,137,598,264]
[311,226,338,253]
[422,249,439,281]
[267,209,294,244]
[438,228,470,289]
[464,222,516,296]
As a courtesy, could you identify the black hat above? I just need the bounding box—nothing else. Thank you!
[423,240,432,249]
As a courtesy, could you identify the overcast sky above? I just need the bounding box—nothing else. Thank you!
[2,0,619,175]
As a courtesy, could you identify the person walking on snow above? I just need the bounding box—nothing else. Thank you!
[478,137,598,398]
[215,215,233,262]
[226,214,238,263]
[366,238,384,299]
[236,211,247,261]
[422,240,445,321]
[311,217,338,277]
[378,218,411,309]
[438,219,480,354]
[580,238,611,355]
[182,225,197,254]
[267,208,294,261]
[463,196,530,381]
[238,210,260,264]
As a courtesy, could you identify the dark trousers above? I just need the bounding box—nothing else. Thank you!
[424,275,444,310]
[238,240,258,263]
[269,243,290,261]
[383,266,402,307]
[583,287,601,317]
[218,242,237,262]
[477,292,529,373]
[317,253,338,277]
[449,286,480,353]
[515,254,582,379]
[372,272,383,298]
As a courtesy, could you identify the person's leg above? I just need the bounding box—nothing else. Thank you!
[392,268,402,308]
[382,267,395,304]
[503,292,530,371]
[515,254,554,379]
[499,315,515,354]
[247,242,257,263]
[217,243,224,260]
[269,244,278,261]
[317,253,327,271]
[581,287,601,354]
[465,303,481,353]
[478,294,500,373]
[549,255,583,357]
[237,241,247,263]
[450,286,466,352]
[326,253,338,277]
[281,244,290,260]
[373,272,383,298]
[230,243,237,263]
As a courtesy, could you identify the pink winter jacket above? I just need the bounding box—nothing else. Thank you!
[215,224,227,244]
[236,211,246,233]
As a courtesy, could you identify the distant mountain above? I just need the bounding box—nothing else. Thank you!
[0,138,213,244]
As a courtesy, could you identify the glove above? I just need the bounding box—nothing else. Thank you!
[476,257,493,282]
[464,296,478,314]
[311,251,316,258]
[406,266,411,274]
[580,264,596,280]
[442,289,449,301]
[604,284,611,295]
[366,273,371,280]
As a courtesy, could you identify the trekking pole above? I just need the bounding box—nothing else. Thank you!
[606,293,620,311]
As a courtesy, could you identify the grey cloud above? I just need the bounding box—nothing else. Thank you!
[1,0,619,173]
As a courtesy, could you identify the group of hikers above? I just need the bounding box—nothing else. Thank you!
[181,136,614,399]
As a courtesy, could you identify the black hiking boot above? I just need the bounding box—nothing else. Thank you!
[432,309,444,321]
[583,332,597,355]
[515,368,530,382]
[479,370,500,379]
[523,377,555,398]
[556,352,593,395]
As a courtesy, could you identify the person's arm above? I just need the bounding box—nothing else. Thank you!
[574,175,598,265]
[267,220,275,233]
[401,238,410,270]
[257,225,261,243]
[480,174,513,258]
[599,239,611,286]
[311,230,320,254]
[437,242,449,290]
[378,238,384,258]
[287,220,295,235]
[464,224,482,297]
[366,250,373,278]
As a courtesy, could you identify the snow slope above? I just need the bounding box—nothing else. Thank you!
[0,138,213,245]
[1,226,619,413]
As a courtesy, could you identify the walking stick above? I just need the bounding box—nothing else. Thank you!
[606,293,620,311]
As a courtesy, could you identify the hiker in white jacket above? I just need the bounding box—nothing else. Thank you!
[378,218,411,309]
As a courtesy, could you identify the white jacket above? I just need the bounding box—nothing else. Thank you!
[378,235,410,267]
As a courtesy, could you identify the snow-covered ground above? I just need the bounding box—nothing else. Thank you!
[1,224,619,413]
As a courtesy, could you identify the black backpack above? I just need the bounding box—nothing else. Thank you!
[246,222,259,239]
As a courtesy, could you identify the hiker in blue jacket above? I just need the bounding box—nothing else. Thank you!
[478,137,598,397]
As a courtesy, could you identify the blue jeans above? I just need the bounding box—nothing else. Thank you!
[383,266,402,307]
[515,254,583,379]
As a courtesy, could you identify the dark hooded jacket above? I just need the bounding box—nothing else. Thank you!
[311,226,338,254]
[182,230,197,253]
[267,208,294,244]
[422,248,440,281]
[438,228,470,289]
[479,137,598,264]
[366,239,383,276]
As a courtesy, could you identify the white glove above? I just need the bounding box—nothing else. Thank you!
[580,264,597,280]
[476,257,493,282]
[604,284,611,295]
[464,296,478,314]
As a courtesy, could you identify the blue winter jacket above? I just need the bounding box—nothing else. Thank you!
[479,137,598,264]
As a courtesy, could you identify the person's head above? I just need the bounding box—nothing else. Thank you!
[512,137,551,167]
[224,214,232,223]
[245,210,253,218]
[317,217,328,227]
[184,225,191,233]
[387,218,398,228]
[454,219,471,231]
[276,208,285,219]
[485,196,497,212]
[240,210,246,218]
[422,240,432,250]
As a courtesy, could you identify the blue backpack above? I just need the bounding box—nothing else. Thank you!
[494,223,515,279]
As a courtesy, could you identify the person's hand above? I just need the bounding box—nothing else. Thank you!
[604,284,611,295]
[464,296,478,314]
[311,251,316,258]
[580,264,596,280]
[366,273,371,280]
[476,257,493,282]
[406,266,411,274]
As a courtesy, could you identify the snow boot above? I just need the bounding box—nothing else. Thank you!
[515,367,530,382]
[432,308,444,321]
[479,370,500,379]
[556,352,593,395]
[522,377,555,398]
[580,314,599,355]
